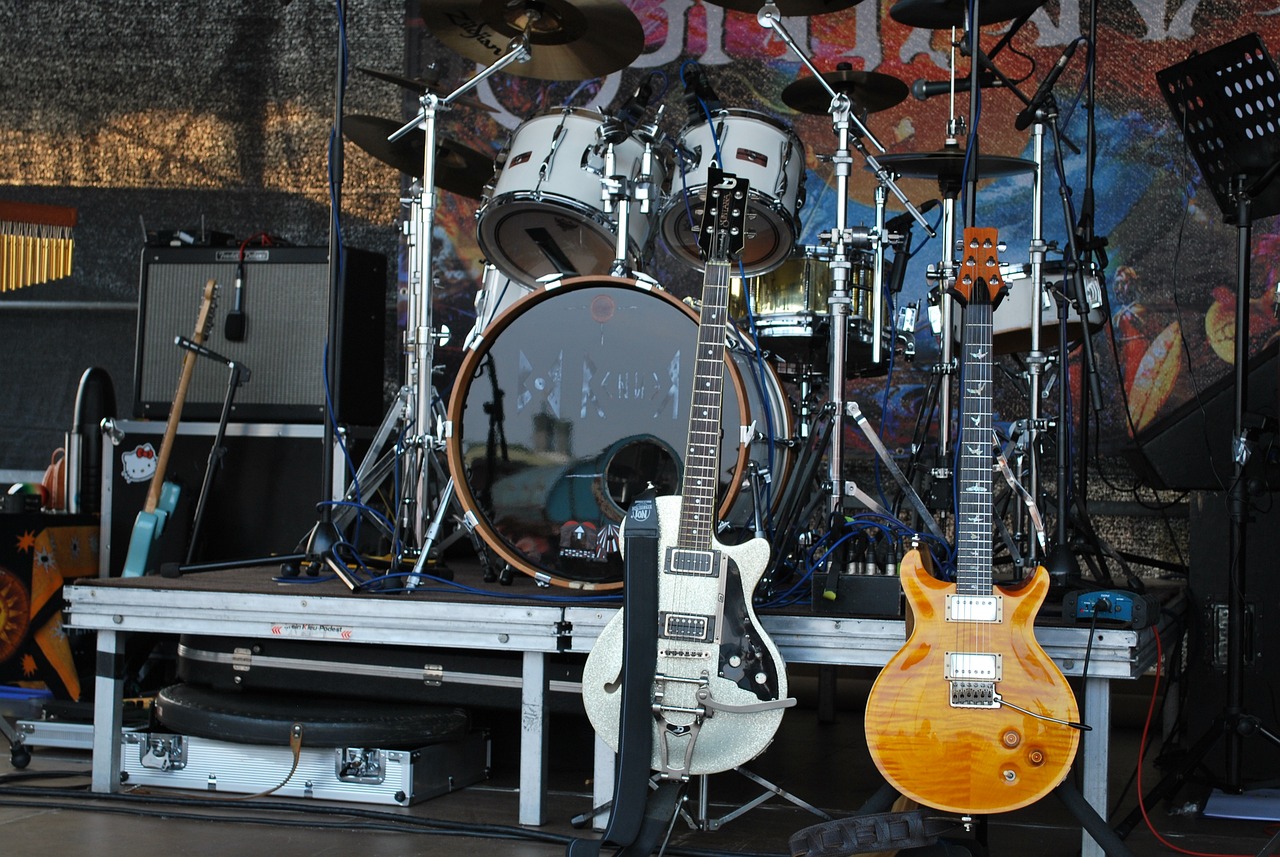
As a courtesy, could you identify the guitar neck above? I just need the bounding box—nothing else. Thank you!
[956,297,994,596]
[677,260,731,550]
[144,278,218,513]
[953,228,1003,597]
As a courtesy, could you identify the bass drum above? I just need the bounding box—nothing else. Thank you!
[445,276,789,589]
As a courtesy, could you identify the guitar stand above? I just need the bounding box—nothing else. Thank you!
[683,766,831,832]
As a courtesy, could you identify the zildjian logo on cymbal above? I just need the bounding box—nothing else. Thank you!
[446,12,504,59]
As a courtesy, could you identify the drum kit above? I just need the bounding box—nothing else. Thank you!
[335,0,1101,590]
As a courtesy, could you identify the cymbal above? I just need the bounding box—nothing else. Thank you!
[356,67,497,113]
[422,0,643,81]
[343,115,492,199]
[889,0,1043,28]
[878,150,1034,191]
[700,0,862,14]
[781,68,909,114]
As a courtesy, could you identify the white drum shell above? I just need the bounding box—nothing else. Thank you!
[477,108,667,284]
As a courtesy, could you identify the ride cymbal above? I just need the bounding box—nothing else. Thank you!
[343,115,491,199]
[356,67,497,112]
[422,0,643,81]
[701,0,862,15]
[889,0,1043,28]
[782,67,909,114]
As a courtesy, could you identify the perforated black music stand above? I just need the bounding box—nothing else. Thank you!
[1119,34,1280,832]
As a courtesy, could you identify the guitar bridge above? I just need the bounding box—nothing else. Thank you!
[950,681,999,709]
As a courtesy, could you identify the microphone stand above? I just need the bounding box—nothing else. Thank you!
[296,0,350,569]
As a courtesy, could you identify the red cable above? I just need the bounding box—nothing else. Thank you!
[1136,626,1255,857]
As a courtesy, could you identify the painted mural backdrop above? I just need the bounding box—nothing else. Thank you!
[405,0,1280,467]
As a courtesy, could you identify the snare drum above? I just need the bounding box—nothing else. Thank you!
[660,109,806,276]
[446,275,790,589]
[729,246,882,373]
[476,108,668,285]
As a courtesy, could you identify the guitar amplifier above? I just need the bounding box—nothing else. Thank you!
[134,246,387,424]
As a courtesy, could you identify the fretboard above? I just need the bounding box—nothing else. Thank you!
[676,260,731,550]
[955,295,994,597]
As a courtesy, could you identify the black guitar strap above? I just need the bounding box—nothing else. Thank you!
[568,496,682,857]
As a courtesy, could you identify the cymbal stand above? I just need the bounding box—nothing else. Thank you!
[337,33,531,577]
[1016,115,1049,568]
[754,2,932,523]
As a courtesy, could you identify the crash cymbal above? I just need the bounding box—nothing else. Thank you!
[878,149,1035,189]
[889,0,1043,28]
[701,0,862,14]
[782,66,909,114]
[343,115,491,199]
[356,67,497,113]
[422,0,642,81]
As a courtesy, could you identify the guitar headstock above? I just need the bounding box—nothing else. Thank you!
[697,168,749,264]
[193,278,219,345]
[952,227,1006,307]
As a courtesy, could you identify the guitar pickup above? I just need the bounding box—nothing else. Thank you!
[944,652,1002,681]
[660,612,714,643]
[945,594,1003,623]
[667,547,721,577]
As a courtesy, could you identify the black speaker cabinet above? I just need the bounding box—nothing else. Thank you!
[103,420,328,575]
[134,246,386,424]
[1185,491,1280,783]
[1122,342,1279,491]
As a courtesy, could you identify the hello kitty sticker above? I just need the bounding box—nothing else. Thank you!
[120,445,158,484]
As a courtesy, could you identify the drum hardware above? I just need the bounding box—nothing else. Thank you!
[328,14,548,578]
[738,3,937,604]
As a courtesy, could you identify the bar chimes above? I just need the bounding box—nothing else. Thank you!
[0,200,77,292]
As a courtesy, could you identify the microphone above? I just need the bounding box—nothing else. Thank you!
[912,75,1005,100]
[1015,39,1080,131]
[224,259,246,341]
[886,198,940,233]
[682,62,722,123]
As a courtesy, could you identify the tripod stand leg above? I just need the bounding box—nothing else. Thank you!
[1055,781,1137,857]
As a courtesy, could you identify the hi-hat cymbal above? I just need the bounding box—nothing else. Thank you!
[878,149,1035,186]
[889,0,1043,28]
[344,115,491,199]
[356,67,498,113]
[782,68,909,114]
[701,0,862,14]
[422,0,643,81]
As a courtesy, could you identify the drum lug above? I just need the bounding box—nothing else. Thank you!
[633,271,661,291]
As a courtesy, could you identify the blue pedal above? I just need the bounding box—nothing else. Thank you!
[1063,590,1161,629]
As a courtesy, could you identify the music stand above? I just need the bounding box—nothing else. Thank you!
[1122,33,1280,827]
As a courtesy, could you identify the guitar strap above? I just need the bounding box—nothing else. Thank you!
[568,496,684,857]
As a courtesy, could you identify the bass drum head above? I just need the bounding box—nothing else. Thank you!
[446,276,752,589]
